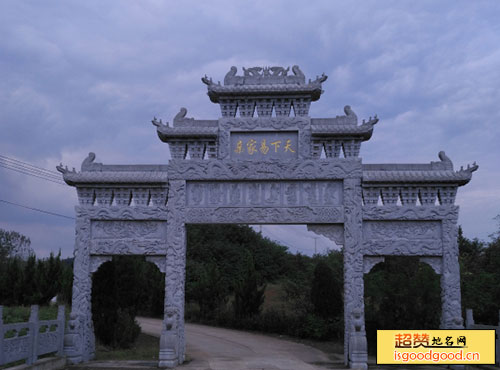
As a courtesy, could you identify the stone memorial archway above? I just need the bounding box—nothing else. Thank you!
[58,65,477,368]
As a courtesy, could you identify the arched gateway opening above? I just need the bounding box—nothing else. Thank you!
[57,65,477,368]
[91,256,164,355]
[364,256,442,355]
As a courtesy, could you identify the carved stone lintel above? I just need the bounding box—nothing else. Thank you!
[185,206,343,224]
[420,256,443,275]
[76,206,168,220]
[168,159,362,181]
[363,256,385,274]
[362,205,459,221]
[363,240,442,256]
[90,239,167,255]
[307,224,344,245]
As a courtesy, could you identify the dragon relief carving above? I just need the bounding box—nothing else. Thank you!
[185,206,343,224]
[219,65,312,85]
[168,160,362,180]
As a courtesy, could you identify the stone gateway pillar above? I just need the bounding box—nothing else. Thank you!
[160,180,187,367]
[58,65,477,369]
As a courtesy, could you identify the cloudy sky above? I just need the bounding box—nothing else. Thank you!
[1,1,499,258]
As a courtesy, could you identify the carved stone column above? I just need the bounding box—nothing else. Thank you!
[440,212,463,329]
[159,180,186,368]
[343,176,366,367]
[65,207,94,363]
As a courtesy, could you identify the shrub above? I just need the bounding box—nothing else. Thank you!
[114,309,141,349]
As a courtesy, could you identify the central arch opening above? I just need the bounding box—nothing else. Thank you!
[184,223,344,350]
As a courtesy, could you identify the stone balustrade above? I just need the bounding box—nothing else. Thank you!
[0,305,65,367]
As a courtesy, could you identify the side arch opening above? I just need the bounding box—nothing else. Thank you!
[364,256,441,354]
[91,256,165,357]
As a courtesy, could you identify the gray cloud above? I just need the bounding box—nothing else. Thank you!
[0,0,498,257]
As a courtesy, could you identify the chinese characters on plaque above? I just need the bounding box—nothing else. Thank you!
[230,132,299,160]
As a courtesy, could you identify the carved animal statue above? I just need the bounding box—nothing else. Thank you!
[344,105,355,116]
[352,308,365,332]
[438,151,452,164]
[224,66,245,85]
[343,105,358,124]
[224,66,237,85]
[151,116,168,128]
[270,66,289,76]
[438,151,454,170]
[173,107,193,124]
[285,65,305,84]
[313,73,328,83]
[292,65,305,78]
[243,67,262,77]
[201,75,213,85]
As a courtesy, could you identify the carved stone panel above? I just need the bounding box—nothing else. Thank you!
[168,159,362,180]
[185,206,344,224]
[90,239,167,255]
[186,181,342,208]
[90,220,167,255]
[362,221,442,255]
[91,221,166,239]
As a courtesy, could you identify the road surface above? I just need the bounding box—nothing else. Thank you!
[137,316,339,369]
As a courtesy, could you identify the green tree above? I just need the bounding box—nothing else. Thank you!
[233,259,266,318]
[2,257,24,305]
[310,260,342,318]
[0,229,31,259]
[22,255,38,304]
[92,256,151,348]
[364,256,441,352]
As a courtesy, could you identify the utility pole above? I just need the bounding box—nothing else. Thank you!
[313,236,318,255]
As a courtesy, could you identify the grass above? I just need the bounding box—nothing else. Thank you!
[95,333,159,361]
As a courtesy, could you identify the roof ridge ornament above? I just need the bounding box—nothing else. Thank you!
[438,151,453,170]
[152,116,169,128]
[56,163,76,174]
[173,107,194,125]
[458,162,479,174]
[81,152,103,172]
[213,65,320,86]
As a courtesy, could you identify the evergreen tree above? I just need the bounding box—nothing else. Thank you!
[22,255,37,304]
[310,261,341,318]
[233,259,266,318]
[3,258,24,305]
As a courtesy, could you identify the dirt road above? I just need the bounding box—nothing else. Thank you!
[137,317,339,369]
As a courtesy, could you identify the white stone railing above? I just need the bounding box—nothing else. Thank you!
[0,305,65,366]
